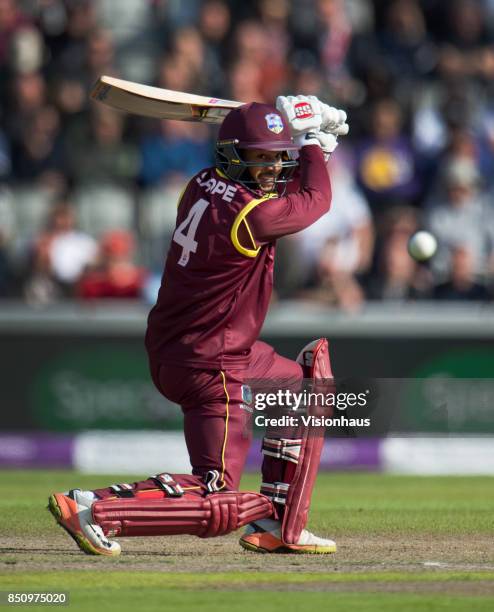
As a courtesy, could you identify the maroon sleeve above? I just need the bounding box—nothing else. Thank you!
[247,145,331,244]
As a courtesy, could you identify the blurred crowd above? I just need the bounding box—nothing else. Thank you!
[0,0,494,309]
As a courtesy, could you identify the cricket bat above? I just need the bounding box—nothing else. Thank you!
[91,75,243,123]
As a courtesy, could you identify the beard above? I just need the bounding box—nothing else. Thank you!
[258,172,278,191]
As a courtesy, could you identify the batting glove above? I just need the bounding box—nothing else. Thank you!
[288,130,339,161]
[314,130,339,161]
[276,95,323,146]
[320,103,349,137]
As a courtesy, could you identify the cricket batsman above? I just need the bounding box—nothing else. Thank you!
[48,95,348,556]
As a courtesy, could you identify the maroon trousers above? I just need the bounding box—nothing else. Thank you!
[93,341,302,500]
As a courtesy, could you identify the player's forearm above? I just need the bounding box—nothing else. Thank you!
[298,145,331,199]
[248,146,331,243]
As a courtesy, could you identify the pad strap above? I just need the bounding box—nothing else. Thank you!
[260,481,290,505]
[153,473,184,497]
[92,491,273,539]
[108,474,185,499]
[204,469,225,493]
[109,483,134,498]
[262,438,302,464]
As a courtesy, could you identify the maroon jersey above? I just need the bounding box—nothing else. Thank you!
[145,145,331,370]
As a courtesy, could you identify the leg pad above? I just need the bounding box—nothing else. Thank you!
[92,491,273,538]
[282,338,333,544]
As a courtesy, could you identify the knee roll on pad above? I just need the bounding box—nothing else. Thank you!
[92,491,273,539]
[296,337,333,380]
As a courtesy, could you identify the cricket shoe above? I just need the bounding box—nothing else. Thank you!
[48,489,121,556]
[239,518,336,554]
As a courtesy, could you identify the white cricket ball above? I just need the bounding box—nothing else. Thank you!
[408,231,438,262]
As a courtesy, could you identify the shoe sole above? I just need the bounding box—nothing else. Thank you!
[239,537,336,555]
[47,494,117,557]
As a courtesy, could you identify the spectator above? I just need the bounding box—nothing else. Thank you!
[0,0,33,70]
[231,20,281,101]
[85,29,115,84]
[283,148,370,312]
[6,71,47,145]
[413,79,481,164]
[366,204,431,301]
[377,0,436,87]
[158,51,195,94]
[198,0,231,96]
[256,0,291,100]
[425,157,494,282]
[68,107,139,185]
[78,230,147,299]
[93,0,158,84]
[195,0,231,96]
[199,0,231,50]
[307,238,366,312]
[53,76,87,120]
[436,0,494,84]
[314,0,357,105]
[432,244,491,301]
[95,0,154,50]
[227,57,266,103]
[24,200,98,303]
[291,146,374,296]
[52,76,89,153]
[45,0,98,80]
[11,105,66,189]
[139,120,213,187]
[171,26,214,96]
[366,232,423,301]
[355,97,420,212]
[9,24,45,76]
[290,60,328,100]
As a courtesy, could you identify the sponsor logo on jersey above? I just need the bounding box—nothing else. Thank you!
[241,384,252,404]
[294,102,314,119]
[240,384,253,412]
[265,113,284,134]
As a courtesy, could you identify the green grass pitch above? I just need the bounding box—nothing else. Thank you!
[1,470,493,611]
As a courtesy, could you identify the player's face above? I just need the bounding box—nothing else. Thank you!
[243,149,283,192]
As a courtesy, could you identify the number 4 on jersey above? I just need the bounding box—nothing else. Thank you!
[173,198,209,266]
